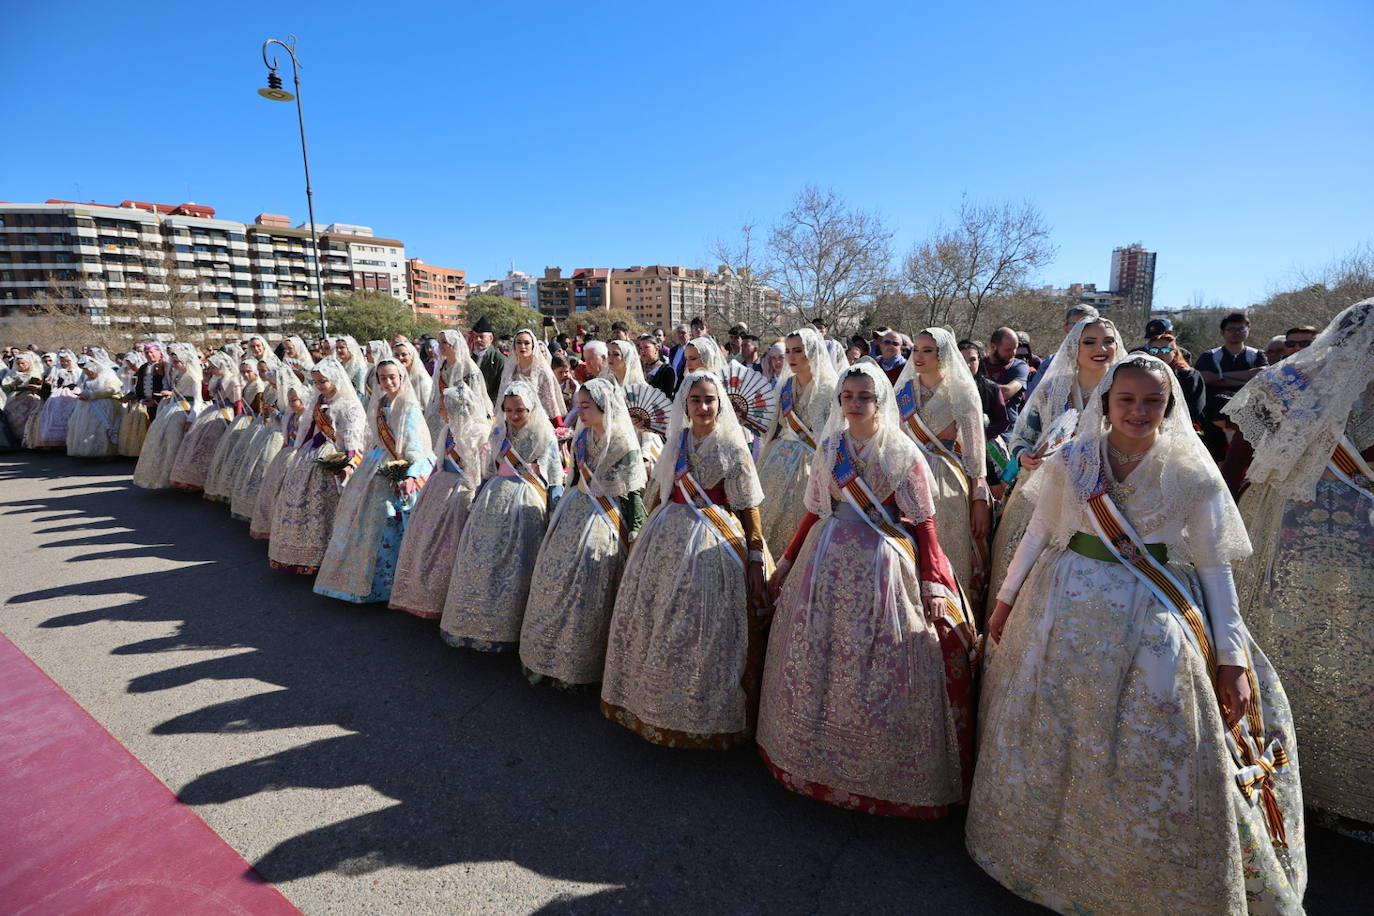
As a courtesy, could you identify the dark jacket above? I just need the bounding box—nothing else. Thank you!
[478,348,506,404]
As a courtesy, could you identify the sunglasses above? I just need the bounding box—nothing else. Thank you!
[1286,340,1312,349]
[1145,346,1174,356]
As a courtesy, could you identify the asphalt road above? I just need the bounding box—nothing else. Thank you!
[1,452,1370,915]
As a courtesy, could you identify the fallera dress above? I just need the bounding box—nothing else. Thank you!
[249,408,304,540]
[131,370,203,490]
[65,370,124,458]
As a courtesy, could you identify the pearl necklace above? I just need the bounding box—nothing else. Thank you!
[1108,443,1150,464]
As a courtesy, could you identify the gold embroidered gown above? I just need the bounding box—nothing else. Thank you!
[757,376,831,556]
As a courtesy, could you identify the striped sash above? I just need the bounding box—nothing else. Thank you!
[779,378,816,452]
[673,430,748,568]
[376,402,402,461]
[576,429,628,548]
[313,402,336,442]
[896,380,968,487]
[1083,484,1289,849]
[1328,435,1374,500]
[831,435,979,662]
[501,438,548,502]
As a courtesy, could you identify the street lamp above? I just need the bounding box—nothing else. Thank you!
[258,35,327,337]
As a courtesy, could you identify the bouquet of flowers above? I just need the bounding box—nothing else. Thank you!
[376,460,412,483]
[315,450,352,475]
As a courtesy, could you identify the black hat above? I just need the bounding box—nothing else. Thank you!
[472,316,494,334]
[1144,317,1173,337]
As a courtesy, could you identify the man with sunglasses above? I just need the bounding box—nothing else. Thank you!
[1144,331,1206,429]
[1285,325,1317,355]
[875,328,907,384]
[1263,335,1289,364]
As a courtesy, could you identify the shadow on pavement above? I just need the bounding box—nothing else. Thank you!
[3,453,1371,914]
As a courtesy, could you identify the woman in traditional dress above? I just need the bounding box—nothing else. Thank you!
[520,379,647,689]
[389,383,490,619]
[683,335,727,376]
[756,328,838,556]
[601,339,646,387]
[758,361,974,815]
[363,340,394,395]
[203,359,267,503]
[497,329,566,423]
[65,355,124,458]
[248,372,311,540]
[3,352,47,443]
[267,356,368,574]
[600,369,771,749]
[1228,298,1374,842]
[170,352,239,492]
[118,342,168,457]
[32,349,82,448]
[440,379,563,650]
[229,366,292,522]
[970,355,1306,915]
[760,340,785,388]
[334,335,368,393]
[392,340,434,414]
[132,343,204,490]
[423,329,492,443]
[117,351,144,395]
[891,327,991,602]
[987,316,1120,604]
[280,335,315,376]
[314,359,435,604]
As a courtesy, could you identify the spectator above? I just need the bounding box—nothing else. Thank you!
[875,328,907,383]
[738,334,761,372]
[1285,325,1317,356]
[577,340,607,384]
[984,327,1031,424]
[668,323,691,383]
[470,316,506,403]
[637,334,675,398]
[550,353,578,408]
[1026,305,1101,396]
[652,327,668,360]
[844,341,866,365]
[727,323,747,358]
[1263,335,1288,364]
[811,318,848,371]
[760,340,785,385]
[1144,332,1206,429]
[959,338,1011,490]
[611,321,631,342]
[1195,311,1267,459]
[1015,332,1041,371]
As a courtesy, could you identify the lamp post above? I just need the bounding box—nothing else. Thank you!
[258,35,327,337]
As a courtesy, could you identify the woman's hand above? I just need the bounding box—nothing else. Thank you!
[988,600,1013,644]
[1019,452,1044,471]
[767,557,792,604]
[1216,665,1252,729]
[401,477,419,498]
[747,560,769,611]
[970,499,992,541]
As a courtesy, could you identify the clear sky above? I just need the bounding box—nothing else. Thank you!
[4,0,1370,312]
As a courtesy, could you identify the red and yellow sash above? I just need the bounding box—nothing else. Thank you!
[576,430,628,549]
[779,378,817,452]
[831,435,979,662]
[313,401,336,442]
[1083,485,1289,849]
[377,403,402,461]
[1328,435,1374,500]
[673,430,748,568]
[501,438,548,502]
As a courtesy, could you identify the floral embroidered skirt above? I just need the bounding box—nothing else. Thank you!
[117,401,150,457]
[267,444,343,574]
[230,424,283,522]
[249,442,295,540]
[132,402,197,490]
[756,436,813,558]
[203,414,254,502]
[966,548,1306,915]
[389,469,473,619]
[66,398,121,457]
[170,409,229,492]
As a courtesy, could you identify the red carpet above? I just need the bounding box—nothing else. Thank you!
[0,634,300,915]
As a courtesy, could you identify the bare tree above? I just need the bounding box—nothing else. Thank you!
[903,197,1057,337]
[767,186,893,332]
[1247,241,1374,345]
[710,222,783,335]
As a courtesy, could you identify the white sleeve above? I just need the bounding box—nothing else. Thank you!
[995,496,1051,605]
[1196,564,1248,668]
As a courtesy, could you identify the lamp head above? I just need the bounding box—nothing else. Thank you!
[258,70,294,102]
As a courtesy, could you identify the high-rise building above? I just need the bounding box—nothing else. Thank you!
[1109,243,1157,316]
[500,269,537,310]
[407,258,466,324]
[0,198,412,340]
[609,265,712,329]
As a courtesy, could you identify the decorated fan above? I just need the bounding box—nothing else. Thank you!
[724,360,778,436]
[624,382,671,438]
[1031,407,1080,460]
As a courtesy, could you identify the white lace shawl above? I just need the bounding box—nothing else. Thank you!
[686,336,728,376]
[576,377,647,499]
[498,329,567,419]
[391,341,434,408]
[761,327,838,457]
[1009,316,1123,458]
[1042,355,1251,566]
[166,343,202,401]
[436,384,490,482]
[334,335,368,391]
[432,329,492,418]
[653,369,762,508]
[283,336,315,371]
[488,378,564,486]
[364,358,432,459]
[1226,297,1374,501]
[804,361,936,524]
[308,356,366,451]
[894,326,987,479]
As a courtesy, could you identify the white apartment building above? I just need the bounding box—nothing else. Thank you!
[500,269,538,310]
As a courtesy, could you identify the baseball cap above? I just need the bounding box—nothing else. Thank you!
[1144,317,1173,337]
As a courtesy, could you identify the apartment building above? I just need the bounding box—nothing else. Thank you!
[1109,243,1157,316]
[0,199,412,340]
[407,258,467,324]
[500,269,538,310]
[536,267,608,320]
[609,265,711,329]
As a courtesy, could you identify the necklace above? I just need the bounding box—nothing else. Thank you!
[1108,443,1150,464]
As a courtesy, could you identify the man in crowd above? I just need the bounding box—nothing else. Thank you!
[470,317,505,403]
[1263,335,1288,364]
[652,327,669,360]
[1025,305,1100,396]
[668,323,691,383]
[1195,311,1267,459]
[611,321,632,342]
[1144,329,1206,430]
[985,327,1031,425]
[638,334,676,398]
[876,328,907,383]
[738,334,761,372]
[726,323,747,359]
[577,340,607,384]
[131,341,169,419]
[1285,325,1317,356]
[811,318,847,372]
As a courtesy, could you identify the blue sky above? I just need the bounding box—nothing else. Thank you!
[4,0,1370,312]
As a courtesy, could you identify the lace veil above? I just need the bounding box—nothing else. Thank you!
[600,339,647,387]
[686,336,728,376]
[283,336,315,371]
[762,327,838,450]
[365,357,431,458]
[308,355,363,419]
[804,361,936,524]
[167,343,203,399]
[576,377,647,498]
[1226,297,1374,501]
[1010,316,1122,451]
[653,368,761,507]
[499,328,567,417]
[438,383,490,479]
[491,377,559,474]
[391,340,434,405]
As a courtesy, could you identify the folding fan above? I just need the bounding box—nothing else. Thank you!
[723,361,778,436]
[624,382,671,438]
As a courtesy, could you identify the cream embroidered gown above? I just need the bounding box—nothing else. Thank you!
[756,376,831,556]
